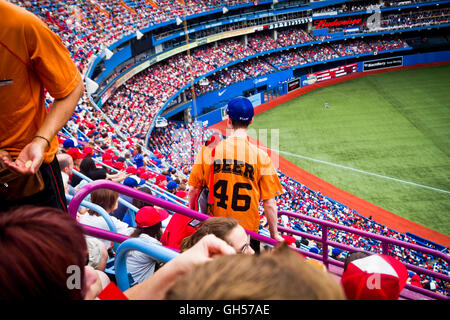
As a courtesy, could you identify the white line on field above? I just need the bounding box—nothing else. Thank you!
[273,149,450,194]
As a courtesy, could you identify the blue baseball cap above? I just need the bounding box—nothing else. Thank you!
[167,181,179,190]
[226,97,254,122]
[123,175,145,188]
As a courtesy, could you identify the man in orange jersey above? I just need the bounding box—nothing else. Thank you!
[188,97,284,253]
[0,1,84,211]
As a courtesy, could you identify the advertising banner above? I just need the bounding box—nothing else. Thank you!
[303,63,358,86]
[363,56,403,71]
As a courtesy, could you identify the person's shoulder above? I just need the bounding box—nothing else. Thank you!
[139,233,161,245]
[2,2,45,30]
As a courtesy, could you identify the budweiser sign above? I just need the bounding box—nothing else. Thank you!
[314,18,362,29]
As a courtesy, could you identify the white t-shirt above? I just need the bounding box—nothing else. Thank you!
[79,213,135,249]
[126,233,162,284]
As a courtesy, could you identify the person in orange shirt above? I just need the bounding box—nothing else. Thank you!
[188,97,285,253]
[0,1,84,212]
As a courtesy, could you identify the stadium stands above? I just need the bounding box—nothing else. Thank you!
[6,0,449,299]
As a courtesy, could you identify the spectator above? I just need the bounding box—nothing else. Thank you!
[0,1,84,212]
[343,250,372,271]
[70,156,97,188]
[188,97,284,254]
[166,180,179,195]
[79,188,135,251]
[126,206,168,283]
[165,242,345,300]
[0,206,104,299]
[111,175,146,221]
[133,145,145,168]
[86,237,108,272]
[340,254,408,300]
[56,153,74,194]
[0,205,236,300]
[180,217,255,255]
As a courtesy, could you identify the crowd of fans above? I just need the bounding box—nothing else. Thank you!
[6,0,449,300]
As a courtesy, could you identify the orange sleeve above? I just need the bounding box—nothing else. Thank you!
[25,14,81,99]
[188,146,207,188]
[258,152,284,201]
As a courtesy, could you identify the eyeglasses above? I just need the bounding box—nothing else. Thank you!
[238,235,252,254]
[240,243,250,254]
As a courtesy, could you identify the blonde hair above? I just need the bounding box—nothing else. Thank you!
[166,242,345,300]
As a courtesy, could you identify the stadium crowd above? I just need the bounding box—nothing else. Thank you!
[1,0,448,300]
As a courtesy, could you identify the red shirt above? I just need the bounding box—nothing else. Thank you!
[160,213,198,251]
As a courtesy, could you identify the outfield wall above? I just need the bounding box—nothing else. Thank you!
[194,50,450,128]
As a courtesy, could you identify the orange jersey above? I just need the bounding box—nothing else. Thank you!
[189,136,283,232]
[0,1,81,163]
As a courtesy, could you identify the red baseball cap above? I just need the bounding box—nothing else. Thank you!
[282,235,296,245]
[126,166,137,174]
[135,206,169,228]
[102,152,112,161]
[139,172,152,180]
[83,146,93,156]
[113,162,125,170]
[136,167,146,175]
[341,254,408,300]
[155,174,166,183]
[175,190,188,199]
[66,148,85,160]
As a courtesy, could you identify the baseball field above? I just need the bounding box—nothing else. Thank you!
[250,65,450,236]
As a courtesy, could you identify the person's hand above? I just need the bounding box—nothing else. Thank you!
[83,266,103,300]
[0,150,12,169]
[1,138,47,175]
[172,234,236,275]
[272,233,285,243]
[123,234,236,300]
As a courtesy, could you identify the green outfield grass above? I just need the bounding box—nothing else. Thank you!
[250,65,450,236]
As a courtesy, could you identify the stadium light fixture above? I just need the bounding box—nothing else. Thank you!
[104,48,113,60]
[85,77,99,95]
[136,30,144,40]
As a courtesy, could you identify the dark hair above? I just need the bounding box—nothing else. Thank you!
[180,217,239,252]
[0,206,87,299]
[87,168,107,180]
[132,186,154,209]
[343,251,372,272]
[231,119,251,129]
[130,223,162,241]
[80,156,97,174]
[88,189,119,215]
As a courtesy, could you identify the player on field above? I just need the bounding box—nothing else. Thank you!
[188,97,284,253]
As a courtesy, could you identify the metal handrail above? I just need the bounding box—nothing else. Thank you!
[114,238,179,291]
[279,210,450,300]
[66,194,120,251]
[71,169,138,227]
[67,180,449,300]
[91,157,189,206]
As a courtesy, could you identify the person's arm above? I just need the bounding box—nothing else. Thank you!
[263,197,284,242]
[188,186,202,210]
[123,234,236,300]
[2,79,84,175]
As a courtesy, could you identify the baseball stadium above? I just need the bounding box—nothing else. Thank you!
[1,0,449,305]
